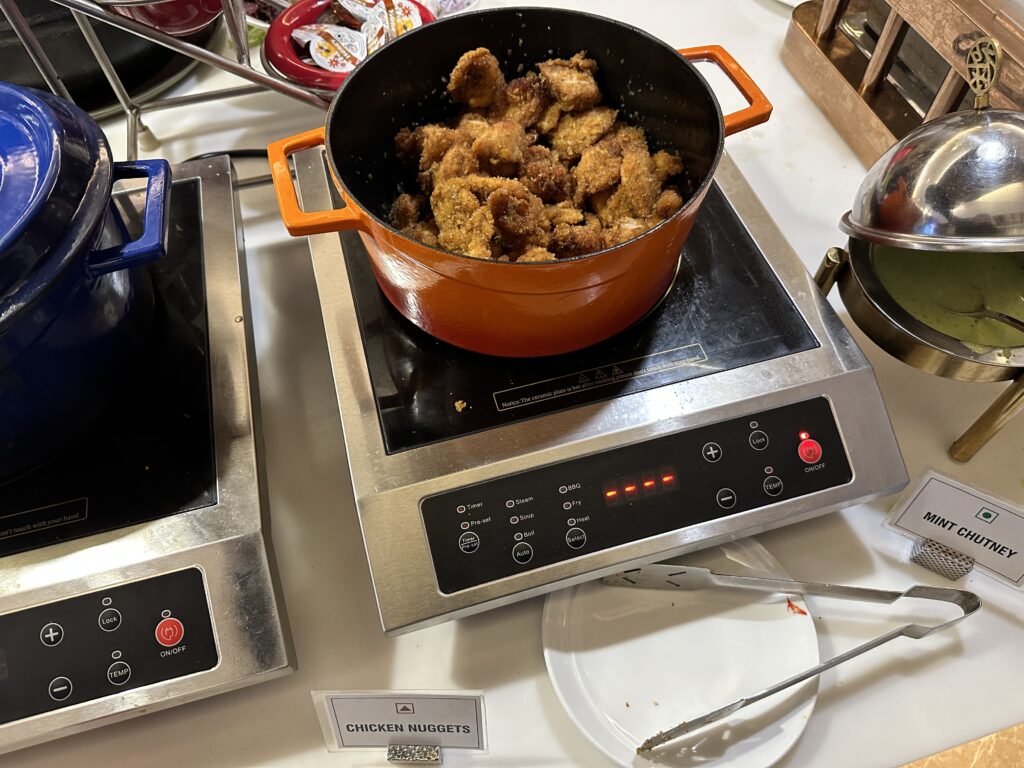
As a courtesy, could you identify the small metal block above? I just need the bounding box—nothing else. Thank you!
[387,744,442,764]
[910,538,975,581]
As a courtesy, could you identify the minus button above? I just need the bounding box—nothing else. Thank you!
[716,488,737,509]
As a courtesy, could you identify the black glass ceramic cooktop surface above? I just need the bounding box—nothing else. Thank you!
[343,183,818,454]
[0,180,216,558]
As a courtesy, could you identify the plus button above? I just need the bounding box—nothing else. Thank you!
[40,623,64,647]
[702,442,723,463]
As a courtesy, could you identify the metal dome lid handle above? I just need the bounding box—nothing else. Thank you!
[966,37,1002,110]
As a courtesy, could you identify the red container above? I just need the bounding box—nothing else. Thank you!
[110,0,222,37]
[269,9,771,357]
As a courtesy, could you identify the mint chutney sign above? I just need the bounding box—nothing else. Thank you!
[888,470,1024,587]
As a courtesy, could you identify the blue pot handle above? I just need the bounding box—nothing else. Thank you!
[88,159,171,276]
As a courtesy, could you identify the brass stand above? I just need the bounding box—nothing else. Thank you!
[949,375,1024,462]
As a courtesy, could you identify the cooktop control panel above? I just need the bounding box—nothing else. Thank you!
[0,568,218,724]
[422,397,852,593]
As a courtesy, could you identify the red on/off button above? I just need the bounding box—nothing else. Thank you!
[798,439,823,464]
[155,617,185,647]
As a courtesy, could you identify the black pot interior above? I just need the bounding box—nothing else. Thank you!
[326,8,723,222]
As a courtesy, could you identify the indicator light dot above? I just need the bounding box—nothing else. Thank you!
[661,475,675,483]
[643,480,655,488]
[799,431,810,440]
[605,490,618,498]
[624,485,637,493]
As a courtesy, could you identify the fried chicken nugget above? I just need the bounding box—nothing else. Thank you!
[487,184,550,250]
[389,192,426,229]
[401,220,440,247]
[418,125,471,170]
[652,150,684,184]
[550,215,604,259]
[431,177,496,259]
[449,48,506,108]
[573,139,622,203]
[520,145,571,203]
[538,52,601,112]
[550,107,617,161]
[490,72,553,129]
[472,120,529,177]
[516,246,558,263]
[544,201,585,227]
[594,144,661,225]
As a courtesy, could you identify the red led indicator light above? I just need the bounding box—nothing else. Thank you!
[605,489,618,498]
[624,484,637,493]
[799,431,810,440]
[661,474,675,483]
[643,480,655,488]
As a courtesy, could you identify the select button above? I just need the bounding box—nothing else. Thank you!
[107,661,131,686]
[98,608,122,632]
[565,528,587,550]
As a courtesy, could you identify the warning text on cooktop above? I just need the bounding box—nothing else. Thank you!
[493,344,707,411]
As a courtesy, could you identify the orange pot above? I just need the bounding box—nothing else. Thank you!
[269,9,770,357]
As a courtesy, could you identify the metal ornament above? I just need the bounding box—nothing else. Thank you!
[965,37,1002,110]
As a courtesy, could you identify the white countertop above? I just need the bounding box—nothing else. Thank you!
[8,1,1024,766]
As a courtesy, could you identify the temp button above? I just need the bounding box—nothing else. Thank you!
[763,476,784,497]
[107,661,131,686]
[155,617,185,647]
[512,542,534,565]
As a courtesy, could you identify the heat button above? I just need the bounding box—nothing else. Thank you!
[107,661,131,686]
[155,617,185,647]
[798,439,823,464]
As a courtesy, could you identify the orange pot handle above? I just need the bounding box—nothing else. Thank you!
[677,45,772,136]
[268,126,368,236]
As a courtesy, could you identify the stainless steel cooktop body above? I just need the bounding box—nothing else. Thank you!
[0,157,293,753]
[295,148,907,635]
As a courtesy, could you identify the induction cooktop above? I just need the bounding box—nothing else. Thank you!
[295,148,908,634]
[0,157,293,755]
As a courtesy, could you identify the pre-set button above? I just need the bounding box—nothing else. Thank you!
[512,542,534,565]
[458,531,480,553]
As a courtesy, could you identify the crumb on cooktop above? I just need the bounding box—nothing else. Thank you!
[455,399,468,412]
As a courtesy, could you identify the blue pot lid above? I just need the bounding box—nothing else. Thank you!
[0,83,61,254]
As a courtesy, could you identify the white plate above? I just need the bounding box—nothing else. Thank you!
[542,540,819,768]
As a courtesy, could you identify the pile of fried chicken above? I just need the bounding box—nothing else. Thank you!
[389,48,686,262]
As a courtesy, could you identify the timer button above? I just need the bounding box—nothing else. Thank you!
[155,617,185,647]
[798,439,823,464]
[458,531,480,553]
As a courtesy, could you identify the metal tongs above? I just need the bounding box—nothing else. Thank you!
[601,564,981,754]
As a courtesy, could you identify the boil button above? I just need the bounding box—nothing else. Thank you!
[155,617,185,647]
[512,542,534,565]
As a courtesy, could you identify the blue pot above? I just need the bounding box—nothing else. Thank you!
[0,84,170,479]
